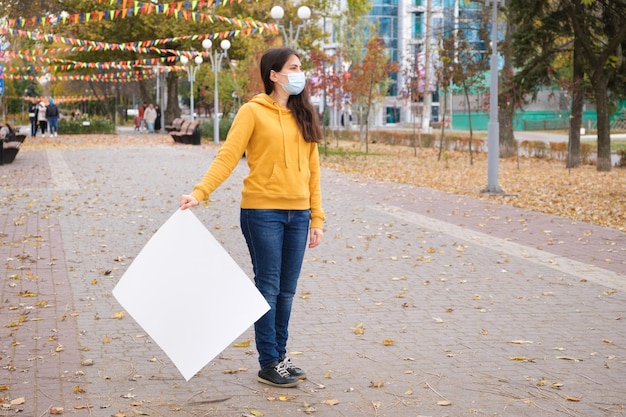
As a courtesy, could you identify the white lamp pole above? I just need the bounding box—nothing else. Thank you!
[483,0,504,194]
[180,54,203,122]
[203,38,231,144]
[270,5,311,48]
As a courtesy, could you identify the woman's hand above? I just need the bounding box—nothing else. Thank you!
[180,195,199,210]
[309,227,324,248]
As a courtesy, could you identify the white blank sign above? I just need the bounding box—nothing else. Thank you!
[112,209,269,381]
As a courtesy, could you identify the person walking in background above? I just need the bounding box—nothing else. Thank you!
[180,47,325,388]
[46,98,60,137]
[154,105,162,132]
[143,104,157,133]
[28,101,37,137]
[36,101,48,136]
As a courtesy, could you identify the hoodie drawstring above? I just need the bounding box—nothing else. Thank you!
[276,104,289,169]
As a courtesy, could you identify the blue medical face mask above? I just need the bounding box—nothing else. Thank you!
[279,72,306,95]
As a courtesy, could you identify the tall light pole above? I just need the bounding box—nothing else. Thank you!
[270,5,311,48]
[202,38,230,144]
[482,0,504,194]
[179,54,203,122]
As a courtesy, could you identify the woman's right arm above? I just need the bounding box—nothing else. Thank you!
[180,104,254,208]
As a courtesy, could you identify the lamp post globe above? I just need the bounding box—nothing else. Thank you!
[180,55,189,65]
[270,5,284,20]
[194,56,203,66]
[220,39,231,51]
[202,39,212,51]
[270,4,311,48]
[297,6,311,20]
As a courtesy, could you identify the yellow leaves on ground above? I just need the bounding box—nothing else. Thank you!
[112,311,125,319]
[322,141,626,232]
[352,322,365,335]
[232,339,251,347]
[509,356,536,362]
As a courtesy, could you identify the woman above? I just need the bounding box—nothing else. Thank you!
[28,101,38,137]
[180,48,324,387]
[36,101,48,136]
[143,103,157,133]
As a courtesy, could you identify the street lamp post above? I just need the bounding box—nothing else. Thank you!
[270,5,311,48]
[179,54,203,122]
[202,38,231,144]
[482,0,504,194]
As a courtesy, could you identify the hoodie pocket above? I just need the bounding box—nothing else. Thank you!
[265,163,310,198]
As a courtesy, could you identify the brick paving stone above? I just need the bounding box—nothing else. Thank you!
[1,134,624,417]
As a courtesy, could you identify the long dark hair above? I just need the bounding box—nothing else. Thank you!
[260,48,323,143]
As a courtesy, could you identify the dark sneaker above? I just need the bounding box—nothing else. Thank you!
[257,361,300,387]
[281,357,307,379]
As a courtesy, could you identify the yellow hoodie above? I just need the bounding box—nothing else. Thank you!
[191,93,325,229]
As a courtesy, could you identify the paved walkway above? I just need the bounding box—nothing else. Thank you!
[1,132,625,417]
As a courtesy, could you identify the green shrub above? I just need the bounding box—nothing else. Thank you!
[59,117,115,134]
[199,117,233,142]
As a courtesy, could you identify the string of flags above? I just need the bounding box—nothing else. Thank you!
[0,1,279,85]
[0,1,277,32]
[0,27,259,59]
[15,94,116,103]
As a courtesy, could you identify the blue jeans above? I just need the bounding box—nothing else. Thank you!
[240,209,310,369]
[48,117,58,135]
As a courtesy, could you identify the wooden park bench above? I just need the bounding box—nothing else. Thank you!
[171,120,201,145]
[1,123,26,164]
[165,118,184,132]
[5,123,26,142]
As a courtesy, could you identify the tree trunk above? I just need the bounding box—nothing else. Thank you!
[499,14,516,158]
[438,87,447,162]
[463,82,474,165]
[567,35,583,168]
[592,73,612,171]
[165,71,180,126]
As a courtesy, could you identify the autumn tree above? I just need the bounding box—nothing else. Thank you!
[398,51,425,156]
[344,36,398,153]
[564,0,626,171]
[438,23,489,165]
[509,0,586,167]
[510,0,626,171]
